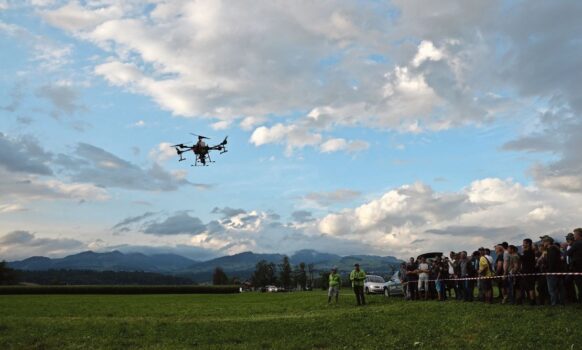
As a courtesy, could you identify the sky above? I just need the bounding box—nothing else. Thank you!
[1,0,582,261]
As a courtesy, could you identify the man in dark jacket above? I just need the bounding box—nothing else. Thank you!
[566,228,582,303]
[542,235,566,306]
[521,238,537,305]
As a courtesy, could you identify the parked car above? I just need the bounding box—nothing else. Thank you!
[384,270,405,297]
[265,285,278,292]
[364,275,386,294]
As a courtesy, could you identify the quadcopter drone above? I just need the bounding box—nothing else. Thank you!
[171,133,228,166]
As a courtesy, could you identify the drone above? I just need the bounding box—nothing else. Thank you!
[172,133,228,166]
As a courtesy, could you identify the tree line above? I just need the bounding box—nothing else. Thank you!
[0,262,194,285]
[211,256,316,290]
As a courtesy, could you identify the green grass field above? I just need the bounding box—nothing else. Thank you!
[1,291,580,349]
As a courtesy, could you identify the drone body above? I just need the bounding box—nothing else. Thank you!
[172,133,228,166]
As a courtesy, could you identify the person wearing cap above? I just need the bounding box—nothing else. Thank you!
[542,235,566,306]
[328,266,341,304]
[350,263,366,306]
[566,228,582,303]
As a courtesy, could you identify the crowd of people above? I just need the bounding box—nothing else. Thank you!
[399,228,582,306]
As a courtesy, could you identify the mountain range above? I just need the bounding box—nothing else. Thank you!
[7,249,402,283]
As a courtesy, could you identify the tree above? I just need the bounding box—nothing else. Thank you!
[279,256,292,289]
[307,263,315,290]
[0,261,17,285]
[251,260,278,288]
[294,262,307,291]
[320,272,330,290]
[212,267,229,285]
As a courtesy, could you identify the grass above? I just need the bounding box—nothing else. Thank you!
[0,291,581,349]
[0,285,240,295]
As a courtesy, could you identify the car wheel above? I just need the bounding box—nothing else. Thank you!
[384,288,390,297]
[365,287,370,294]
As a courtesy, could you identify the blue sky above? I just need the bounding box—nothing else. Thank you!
[1,1,581,261]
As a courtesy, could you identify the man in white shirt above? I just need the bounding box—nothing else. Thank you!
[417,257,430,300]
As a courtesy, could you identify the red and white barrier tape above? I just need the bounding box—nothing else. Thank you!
[403,271,582,284]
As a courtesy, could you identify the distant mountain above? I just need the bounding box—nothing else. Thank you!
[9,251,197,273]
[8,249,403,283]
[290,250,341,265]
[177,251,403,282]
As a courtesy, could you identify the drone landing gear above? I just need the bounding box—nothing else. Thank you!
[192,155,214,167]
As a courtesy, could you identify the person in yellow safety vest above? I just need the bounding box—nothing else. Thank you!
[478,247,493,304]
[328,266,341,304]
[350,263,366,306]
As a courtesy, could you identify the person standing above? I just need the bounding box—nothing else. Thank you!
[417,257,430,300]
[350,263,366,306]
[435,257,447,301]
[501,242,510,304]
[566,228,582,303]
[563,233,577,303]
[507,245,521,305]
[536,243,549,305]
[542,235,566,306]
[328,266,341,304]
[478,248,493,303]
[521,238,537,305]
[406,257,418,300]
[494,244,505,302]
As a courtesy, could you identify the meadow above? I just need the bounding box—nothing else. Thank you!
[0,291,580,349]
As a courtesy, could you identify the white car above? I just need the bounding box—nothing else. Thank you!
[364,275,386,294]
[384,270,405,297]
[265,285,278,292]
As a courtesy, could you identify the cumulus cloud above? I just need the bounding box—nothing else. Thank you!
[0,230,85,260]
[250,124,322,155]
[37,0,520,154]
[32,2,581,137]
[316,178,582,257]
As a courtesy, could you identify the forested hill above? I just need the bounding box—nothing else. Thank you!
[15,269,194,285]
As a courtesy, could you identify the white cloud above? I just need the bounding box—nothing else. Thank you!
[42,2,124,32]
[210,120,231,130]
[316,178,582,256]
[319,138,369,153]
[250,124,322,155]
[412,40,445,67]
[148,142,177,163]
[240,116,266,131]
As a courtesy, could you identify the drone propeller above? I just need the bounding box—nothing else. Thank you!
[220,136,228,145]
[171,143,192,148]
[190,133,210,140]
